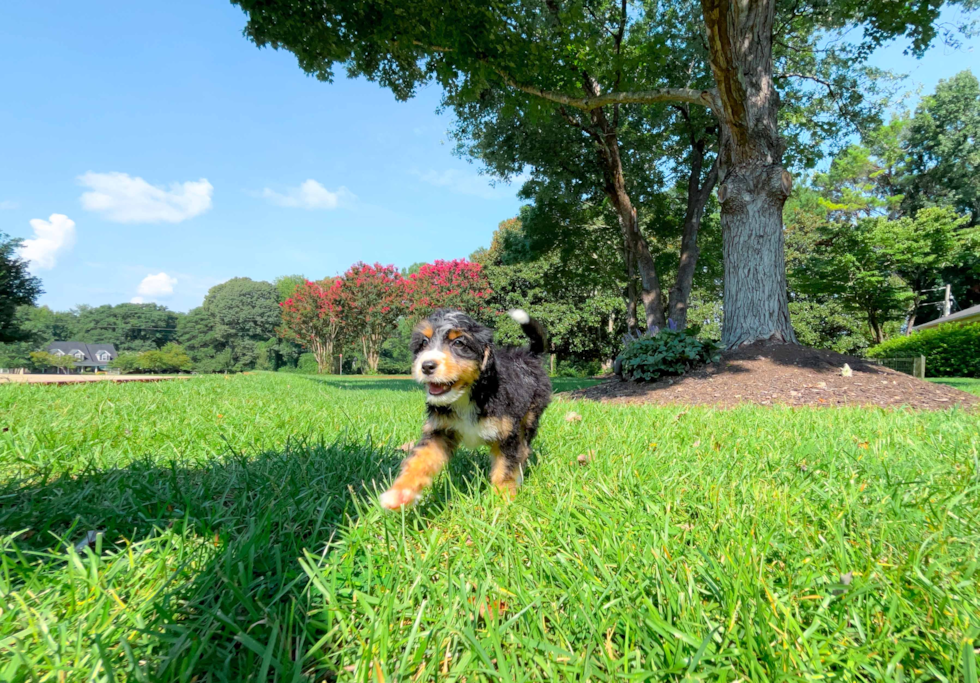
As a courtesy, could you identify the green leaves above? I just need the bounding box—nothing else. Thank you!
[616,328,720,382]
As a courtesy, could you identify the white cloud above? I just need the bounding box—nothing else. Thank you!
[0,200,17,210]
[130,296,145,304]
[79,172,213,223]
[412,169,527,199]
[137,272,177,298]
[18,214,77,271]
[260,179,354,209]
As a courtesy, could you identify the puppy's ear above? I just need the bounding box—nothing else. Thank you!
[474,325,495,370]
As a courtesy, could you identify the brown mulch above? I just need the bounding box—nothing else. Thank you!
[571,342,979,411]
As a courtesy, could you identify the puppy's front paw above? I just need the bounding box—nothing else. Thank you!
[379,487,418,510]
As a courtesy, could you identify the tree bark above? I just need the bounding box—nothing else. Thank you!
[668,134,719,329]
[701,0,797,348]
[581,90,667,332]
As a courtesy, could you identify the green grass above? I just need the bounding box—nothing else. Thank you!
[931,377,980,397]
[1,373,978,681]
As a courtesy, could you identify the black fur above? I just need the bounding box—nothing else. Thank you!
[416,309,551,493]
[417,309,551,422]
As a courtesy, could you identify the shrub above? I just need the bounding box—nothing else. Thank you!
[110,343,192,374]
[554,359,604,378]
[616,325,720,382]
[866,322,980,377]
[109,352,142,374]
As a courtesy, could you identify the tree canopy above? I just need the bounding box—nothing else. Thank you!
[0,232,43,344]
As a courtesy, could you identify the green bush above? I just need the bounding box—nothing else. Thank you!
[554,359,604,378]
[110,343,192,374]
[109,352,142,374]
[617,327,720,382]
[866,322,980,377]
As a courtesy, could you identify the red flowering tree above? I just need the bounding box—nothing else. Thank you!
[337,263,408,373]
[279,277,345,373]
[405,259,492,319]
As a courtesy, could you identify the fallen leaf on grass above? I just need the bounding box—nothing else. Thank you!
[565,411,583,423]
[468,597,509,620]
[858,442,869,449]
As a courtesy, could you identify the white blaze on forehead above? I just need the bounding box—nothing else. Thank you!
[412,349,447,382]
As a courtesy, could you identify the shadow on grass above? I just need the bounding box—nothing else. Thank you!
[0,436,497,680]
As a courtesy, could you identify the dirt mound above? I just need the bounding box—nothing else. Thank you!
[572,343,979,411]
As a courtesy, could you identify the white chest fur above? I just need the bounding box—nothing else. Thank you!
[447,403,505,449]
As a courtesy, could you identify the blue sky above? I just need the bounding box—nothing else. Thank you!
[1,2,977,312]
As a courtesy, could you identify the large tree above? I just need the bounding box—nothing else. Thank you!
[0,232,43,344]
[233,0,944,347]
[904,70,980,221]
[279,278,347,373]
[337,263,407,373]
[73,303,180,352]
[179,278,282,372]
[473,217,627,365]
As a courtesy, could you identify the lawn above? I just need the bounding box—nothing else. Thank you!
[1,373,978,681]
[930,377,980,397]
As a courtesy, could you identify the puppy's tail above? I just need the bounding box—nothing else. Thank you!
[508,309,547,355]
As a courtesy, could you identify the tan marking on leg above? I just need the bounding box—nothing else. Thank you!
[381,434,453,509]
[490,442,519,499]
[479,416,514,442]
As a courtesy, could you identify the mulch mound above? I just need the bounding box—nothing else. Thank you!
[571,342,979,411]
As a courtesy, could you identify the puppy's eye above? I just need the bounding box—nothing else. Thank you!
[452,338,466,348]
[421,337,429,347]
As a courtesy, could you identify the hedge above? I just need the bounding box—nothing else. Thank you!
[866,322,980,378]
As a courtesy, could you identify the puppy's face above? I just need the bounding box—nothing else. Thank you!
[411,310,492,406]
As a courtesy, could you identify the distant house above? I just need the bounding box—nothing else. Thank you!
[912,303,980,331]
[45,342,118,372]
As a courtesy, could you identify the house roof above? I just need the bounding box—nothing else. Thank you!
[45,342,118,366]
[912,303,980,331]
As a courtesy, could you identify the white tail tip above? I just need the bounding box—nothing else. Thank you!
[508,309,530,325]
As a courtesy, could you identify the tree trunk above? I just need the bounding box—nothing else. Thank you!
[668,139,719,329]
[701,0,797,349]
[311,338,333,374]
[598,135,666,331]
[868,311,884,345]
[906,295,920,334]
[361,335,381,373]
[579,78,667,332]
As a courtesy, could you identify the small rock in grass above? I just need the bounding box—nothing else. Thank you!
[565,411,583,423]
[576,453,591,466]
[841,363,853,377]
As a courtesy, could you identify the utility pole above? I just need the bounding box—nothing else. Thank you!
[943,284,952,318]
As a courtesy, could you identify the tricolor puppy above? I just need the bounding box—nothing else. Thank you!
[379,308,552,509]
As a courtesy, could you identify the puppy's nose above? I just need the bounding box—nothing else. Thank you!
[421,360,437,375]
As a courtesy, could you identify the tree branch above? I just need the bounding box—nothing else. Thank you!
[774,72,853,122]
[492,66,714,110]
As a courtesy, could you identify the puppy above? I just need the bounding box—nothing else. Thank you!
[379,308,552,509]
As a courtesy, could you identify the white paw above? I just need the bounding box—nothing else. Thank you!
[380,488,418,510]
[507,309,530,325]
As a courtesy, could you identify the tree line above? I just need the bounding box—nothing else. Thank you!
[233,0,976,350]
[2,67,977,373]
